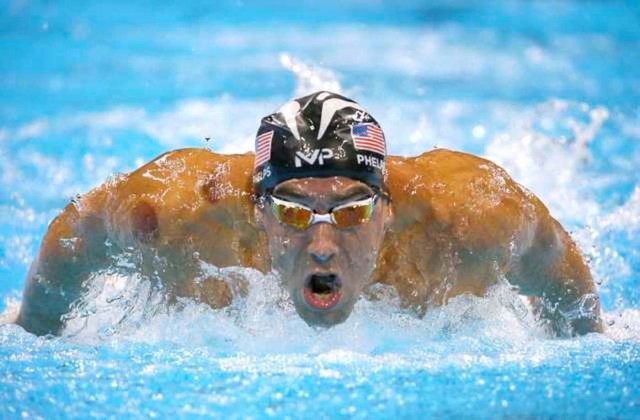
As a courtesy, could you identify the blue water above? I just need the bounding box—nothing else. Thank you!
[1,0,640,417]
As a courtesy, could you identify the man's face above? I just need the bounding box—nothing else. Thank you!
[258,176,391,327]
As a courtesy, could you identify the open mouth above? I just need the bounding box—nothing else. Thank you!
[303,273,343,310]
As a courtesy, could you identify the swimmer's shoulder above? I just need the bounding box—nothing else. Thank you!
[125,147,254,196]
[77,148,256,248]
[121,148,254,203]
[387,148,538,252]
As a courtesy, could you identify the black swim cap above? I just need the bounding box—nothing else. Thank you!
[253,91,387,195]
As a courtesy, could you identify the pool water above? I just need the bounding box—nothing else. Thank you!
[1,0,639,417]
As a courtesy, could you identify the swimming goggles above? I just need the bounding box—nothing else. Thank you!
[268,194,379,230]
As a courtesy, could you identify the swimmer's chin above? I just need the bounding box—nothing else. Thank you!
[293,293,354,328]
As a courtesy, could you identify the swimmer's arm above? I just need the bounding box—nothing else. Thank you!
[507,201,603,336]
[16,201,109,336]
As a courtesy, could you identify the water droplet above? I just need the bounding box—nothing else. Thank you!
[472,125,486,139]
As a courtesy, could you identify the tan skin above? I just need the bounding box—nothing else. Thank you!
[15,148,603,336]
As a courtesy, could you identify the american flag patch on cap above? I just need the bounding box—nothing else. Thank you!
[351,124,386,155]
[254,130,274,168]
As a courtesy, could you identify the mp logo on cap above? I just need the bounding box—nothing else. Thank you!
[294,149,334,167]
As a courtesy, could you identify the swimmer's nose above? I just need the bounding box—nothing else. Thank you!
[307,223,338,264]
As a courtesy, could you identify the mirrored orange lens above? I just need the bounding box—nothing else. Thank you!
[272,202,313,230]
[332,202,374,228]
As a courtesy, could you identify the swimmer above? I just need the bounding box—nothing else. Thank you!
[15,91,603,336]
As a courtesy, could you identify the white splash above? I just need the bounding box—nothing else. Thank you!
[31,262,586,352]
[279,53,342,97]
[484,99,608,224]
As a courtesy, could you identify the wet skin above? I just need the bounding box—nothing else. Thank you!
[15,148,603,336]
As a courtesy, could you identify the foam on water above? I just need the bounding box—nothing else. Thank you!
[3,261,639,356]
[52,267,534,350]
[4,268,638,371]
